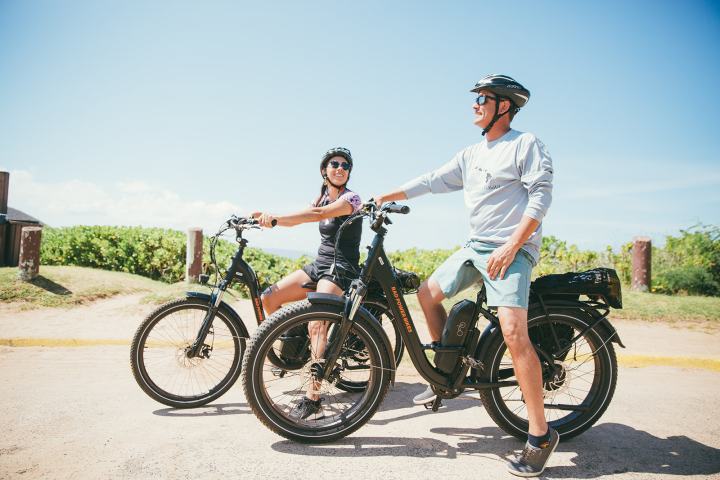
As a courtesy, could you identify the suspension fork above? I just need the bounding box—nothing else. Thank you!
[186,281,229,357]
[187,241,251,358]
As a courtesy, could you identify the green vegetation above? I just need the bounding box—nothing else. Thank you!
[40,226,311,294]
[652,225,720,296]
[33,223,720,304]
[610,288,720,324]
[402,286,720,328]
[0,266,201,310]
[4,265,720,328]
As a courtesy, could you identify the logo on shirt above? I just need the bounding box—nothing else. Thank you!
[473,166,501,190]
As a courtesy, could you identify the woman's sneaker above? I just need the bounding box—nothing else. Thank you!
[292,397,323,420]
[507,428,559,477]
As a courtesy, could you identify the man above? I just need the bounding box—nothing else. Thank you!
[374,74,556,477]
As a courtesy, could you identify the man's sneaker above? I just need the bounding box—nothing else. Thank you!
[507,428,560,477]
[292,397,323,420]
[412,385,436,405]
[412,385,482,406]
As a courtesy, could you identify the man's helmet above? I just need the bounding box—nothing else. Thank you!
[320,147,353,174]
[470,74,530,109]
[471,74,530,136]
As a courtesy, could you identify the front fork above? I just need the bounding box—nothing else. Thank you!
[319,281,367,382]
[186,282,228,358]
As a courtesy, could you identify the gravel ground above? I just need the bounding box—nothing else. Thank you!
[1,295,719,479]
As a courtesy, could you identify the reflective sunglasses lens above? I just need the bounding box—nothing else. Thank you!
[329,161,350,171]
[476,95,487,105]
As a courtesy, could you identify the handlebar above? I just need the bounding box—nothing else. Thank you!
[227,216,277,229]
[383,203,410,215]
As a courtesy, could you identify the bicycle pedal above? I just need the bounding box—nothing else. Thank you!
[270,367,287,378]
[423,396,443,411]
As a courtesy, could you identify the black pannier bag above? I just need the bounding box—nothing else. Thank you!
[531,268,623,309]
[394,267,420,293]
[367,267,420,296]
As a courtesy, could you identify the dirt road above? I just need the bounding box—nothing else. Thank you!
[1,295,719,479]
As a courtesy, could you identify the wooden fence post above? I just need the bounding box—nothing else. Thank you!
[631,236,652,292]
[0,171,8,267]
[186,228,203,283]
[18,226,42,281]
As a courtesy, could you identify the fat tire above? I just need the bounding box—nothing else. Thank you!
[130,298,245,408]
[242,300,392,443]
[479,308,617,440]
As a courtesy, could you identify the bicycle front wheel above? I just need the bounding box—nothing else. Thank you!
[479,309,618,440]
[130,298,245,408]
[242,300,393,443]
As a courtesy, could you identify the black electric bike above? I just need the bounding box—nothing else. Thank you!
[241,203,625,443]
[130,215,412,408]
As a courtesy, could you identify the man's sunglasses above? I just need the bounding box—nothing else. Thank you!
[475,94,498,106]
[328,160,351,171]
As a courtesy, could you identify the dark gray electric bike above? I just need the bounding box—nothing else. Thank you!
[130,215,412,408]
[242,203,624,443]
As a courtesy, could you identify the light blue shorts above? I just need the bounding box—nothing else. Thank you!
[429,241,535,309]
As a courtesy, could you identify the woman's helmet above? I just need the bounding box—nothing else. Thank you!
[470,74,530,136]
[320,147,353,175]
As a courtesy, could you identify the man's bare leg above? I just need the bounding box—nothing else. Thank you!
[416,278,447,342]
[497,306,547,436]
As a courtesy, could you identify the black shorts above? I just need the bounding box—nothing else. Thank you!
[301,259,358,291]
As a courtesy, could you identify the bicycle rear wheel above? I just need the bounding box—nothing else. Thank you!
[130,298,245,408]
[479,309,617,440]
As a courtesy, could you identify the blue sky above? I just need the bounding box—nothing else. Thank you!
[2,0,719,255]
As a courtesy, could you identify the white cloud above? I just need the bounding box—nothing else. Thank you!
[5,170,318,254]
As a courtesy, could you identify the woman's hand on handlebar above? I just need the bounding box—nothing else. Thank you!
[250,211,277,228]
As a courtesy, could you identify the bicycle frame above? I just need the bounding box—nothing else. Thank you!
[321,208,623,398]
[322,220,518,395]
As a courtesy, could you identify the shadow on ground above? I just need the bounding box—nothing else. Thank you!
[29,276,72,295]
[368,381,479,425]
[153,403,250,417]
[273,420,720,478]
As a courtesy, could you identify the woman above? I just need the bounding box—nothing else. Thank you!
[252,146,363,419]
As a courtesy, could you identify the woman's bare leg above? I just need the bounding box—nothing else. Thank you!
[307,279,343,400]
[260,269,313,316]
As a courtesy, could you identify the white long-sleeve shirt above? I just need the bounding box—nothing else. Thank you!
[400,129,554,263]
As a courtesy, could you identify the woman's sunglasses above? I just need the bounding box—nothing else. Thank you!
[328,160,351,171]
[475,94,498,106]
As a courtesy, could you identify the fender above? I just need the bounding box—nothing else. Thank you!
[473,301,625,375]
[529,299,625,348]
[185,292,250,339]
[307,292,396,384]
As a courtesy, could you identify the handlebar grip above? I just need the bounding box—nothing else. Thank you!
[271,219,278,227]
[385,203,410,214]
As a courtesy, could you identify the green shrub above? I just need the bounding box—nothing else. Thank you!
[651,225,720,295]
[387,247,458,281]
[654,266,720,296]
[41,226,187,283]
[39,224,720,298]
[41,226,311,293]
